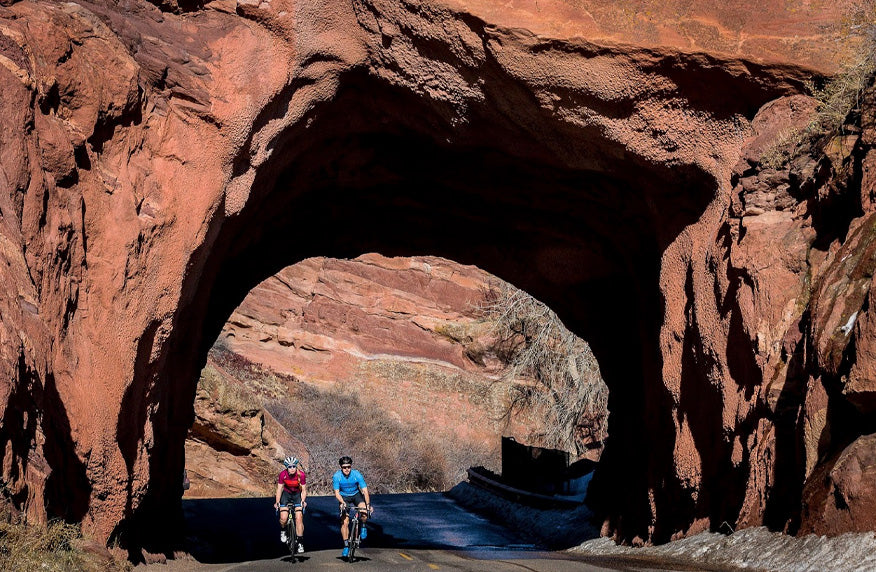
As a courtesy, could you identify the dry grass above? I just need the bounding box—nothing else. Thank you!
[759,127,808,170]
[760,1,876,168]
[264,383,495,495]
[208,345,295,401]
[477,281,609,457]
[809,1,876,135]
[0,509,131,572]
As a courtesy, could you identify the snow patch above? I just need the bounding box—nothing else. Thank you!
[840,311,859,335]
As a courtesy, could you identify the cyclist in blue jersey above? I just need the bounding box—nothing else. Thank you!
[333,455,371,557]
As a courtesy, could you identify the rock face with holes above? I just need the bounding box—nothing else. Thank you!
[0,0,874,550]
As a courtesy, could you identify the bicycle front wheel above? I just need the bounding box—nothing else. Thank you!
[348,521,358,562]
[286,520,297,555]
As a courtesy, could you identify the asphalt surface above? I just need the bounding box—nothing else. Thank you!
[172,493,699,571]
[182,493,539,562]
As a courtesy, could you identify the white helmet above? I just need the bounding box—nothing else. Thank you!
[283,456,299,469]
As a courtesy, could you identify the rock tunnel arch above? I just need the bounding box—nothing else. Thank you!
[113,58,777,551]
[2,0,867,558]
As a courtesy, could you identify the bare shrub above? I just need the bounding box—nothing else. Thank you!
[477,281,609,457]
[761,1,876,167]
[264,384,494,494]
[809,0,876,136]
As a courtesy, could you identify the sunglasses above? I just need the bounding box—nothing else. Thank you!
[341,465,352,469]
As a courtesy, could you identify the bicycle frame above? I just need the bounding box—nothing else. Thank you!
[279,504,303,556]
[343,506,368,562]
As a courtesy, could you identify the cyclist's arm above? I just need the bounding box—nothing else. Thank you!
[274,483,284,508]
[361,486,370,507]
[334,488,345,505]
[300,483,307,505]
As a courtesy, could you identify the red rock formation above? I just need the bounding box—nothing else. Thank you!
[800,432,876,535]
[0,0,871,552]
[213,253,605,472]
[224,255,499,383]
[183,355,306,498]
[636,81,876,543]
[222,255,525,446]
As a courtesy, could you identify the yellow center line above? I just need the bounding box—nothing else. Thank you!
[399,552,414,561]
[428,564,440,569]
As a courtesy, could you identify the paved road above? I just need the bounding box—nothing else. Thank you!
[177,493,696,571]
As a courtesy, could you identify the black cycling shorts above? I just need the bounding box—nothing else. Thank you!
[340,492,366,509]
[280,490,303,508]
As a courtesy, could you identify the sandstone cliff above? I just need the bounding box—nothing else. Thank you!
[183,356,306,498]
[0,0,872,552]
[193,253,605,495]
[228,255,524,446]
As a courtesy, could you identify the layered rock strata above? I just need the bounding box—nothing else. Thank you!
[219,255,538,454]
[0,0,870,551]
[184,356,305,498]
[211,254,606,478]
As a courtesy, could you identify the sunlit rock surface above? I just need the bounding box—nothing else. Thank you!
[1,0,874,551]
[218,255,586,452]
[193,253,606,494]
[183,357,306,498]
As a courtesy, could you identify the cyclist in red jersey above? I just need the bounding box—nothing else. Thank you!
[273,456,307,553]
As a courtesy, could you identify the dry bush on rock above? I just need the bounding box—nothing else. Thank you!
[0,506,130,572]
[198,363,261,414]
[478,281,609,457]
[810,0,876,135]
[209,345,295,400]
[761,0,876,168]
[265,384,493,494]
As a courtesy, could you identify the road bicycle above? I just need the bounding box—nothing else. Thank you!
[342,505,371,562]
[278,505,303,556]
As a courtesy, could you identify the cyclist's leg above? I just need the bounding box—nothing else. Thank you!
[294,505,304,537]
[355,502,368,541]
[352,492,368,525]
[278,506,290,527]
[278,505,290,544]
[339,501,349,541]
[344,494,361,539]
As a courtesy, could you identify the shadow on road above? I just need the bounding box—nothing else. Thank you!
[182,492,541,563]
[182,496,337,563]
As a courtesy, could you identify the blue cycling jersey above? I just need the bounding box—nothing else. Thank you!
[333,469,367,496]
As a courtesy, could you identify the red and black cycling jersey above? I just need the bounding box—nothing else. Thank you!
[278,468,307,493]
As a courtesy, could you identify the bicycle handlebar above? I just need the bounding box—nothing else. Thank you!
[275,502,306,513]
[341,505,372,517]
